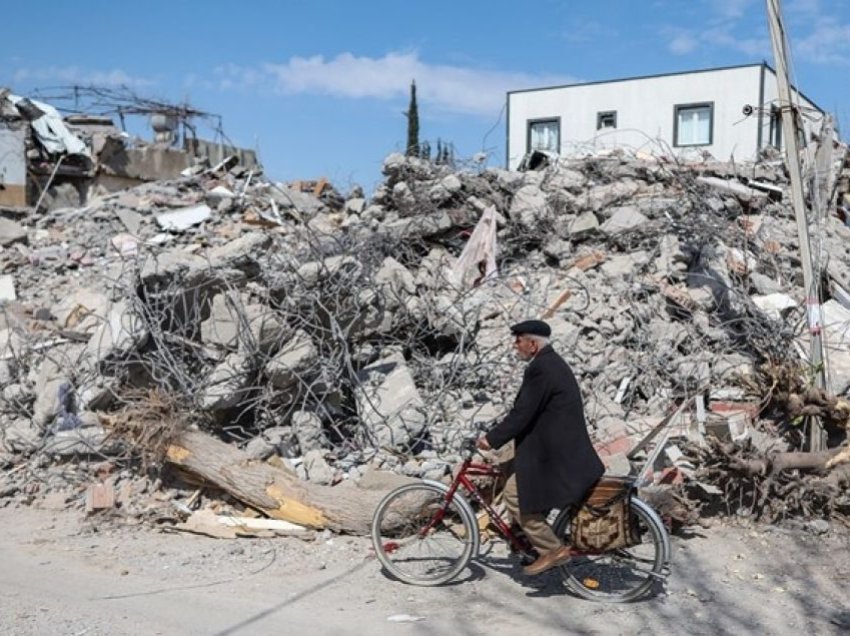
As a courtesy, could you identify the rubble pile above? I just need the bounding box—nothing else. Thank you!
[2,145,850,528]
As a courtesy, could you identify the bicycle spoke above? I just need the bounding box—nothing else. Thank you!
[553,497,671,602]
[371,483,476,586]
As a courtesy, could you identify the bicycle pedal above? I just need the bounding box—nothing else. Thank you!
[518,551,540,566]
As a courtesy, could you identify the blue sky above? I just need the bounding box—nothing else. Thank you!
[2,0,848,192]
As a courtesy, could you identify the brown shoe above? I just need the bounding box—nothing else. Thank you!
[522,545,573,576]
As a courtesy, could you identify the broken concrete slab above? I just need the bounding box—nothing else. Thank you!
[509,184,549,228]
[200,293,287,355]
[1,418,41,453]
[600,251,650,278]
[565,211,599,238]
[266,330,317,390]
[115,207,143,234]
[429,175,463,205]
[52,288,110,333]
[43,424,114,457]
[697,176,768,203]
[297,254,360,287]
[586,180,641,212]
[599,206,648,235]
[110,233,140,258]
[546,166,586,193]
[751,293,797,319]
[0,275,15,302]
[201,352,253,410]
[0,217,27,246]
[356,352,426,450]
[155,204,212,231]
[378,212,453,241]
[84,302,147,364]
[374,257,416,309]
[207,232,272,271]
[344,197,367,215]
[392,182,416,208]
[301,449,335,485]
[291,411,324,454]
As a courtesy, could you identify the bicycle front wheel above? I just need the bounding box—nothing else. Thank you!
[552,496,670,602]
[371,482,476,586]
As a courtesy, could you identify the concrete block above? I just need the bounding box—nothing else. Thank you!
[586,180,640,211]
[207,232,272,271]
[266,331,317,390]
[201,353,252,410]
[356,353,426,450]
[303,449,335,485]
[546,166,586,193]
[84,302,147,363]
[599,206,648,235]
[0,217,27,246]
[374,257,416,309]
[0,275,15,302]
[567,211,599,238]
[292,411,324,453]
[509,184,549,228]
[155,204,212,231]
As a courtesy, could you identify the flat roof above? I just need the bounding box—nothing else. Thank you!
[507,61,822,112]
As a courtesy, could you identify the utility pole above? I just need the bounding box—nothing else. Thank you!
[766,0,827,450]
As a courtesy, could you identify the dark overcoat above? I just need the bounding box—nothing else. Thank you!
[486,346,604,514]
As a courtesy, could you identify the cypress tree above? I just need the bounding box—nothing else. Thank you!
[405,80,419,157]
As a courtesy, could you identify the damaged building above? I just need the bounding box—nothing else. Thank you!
[0,87,259,211]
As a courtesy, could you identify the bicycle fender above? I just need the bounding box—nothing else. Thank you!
[422,479,481,557]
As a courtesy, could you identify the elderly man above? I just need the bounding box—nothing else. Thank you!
[478,320,604,576]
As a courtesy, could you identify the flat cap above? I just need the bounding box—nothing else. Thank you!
[510,319,551,337]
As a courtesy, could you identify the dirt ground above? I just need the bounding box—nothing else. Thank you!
[1,504,849,636]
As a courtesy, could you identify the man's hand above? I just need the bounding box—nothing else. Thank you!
[476,435,491,451]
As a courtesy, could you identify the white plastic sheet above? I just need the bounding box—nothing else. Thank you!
[7,94,90,157]
[451,205,498,289]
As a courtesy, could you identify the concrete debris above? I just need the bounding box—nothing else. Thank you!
[599,205,648,235]
[357,352,426,450]
[697,176,768,203]
[0,275,15,302]
[155,204,212,232]
[0,217,28,246]
[1,134,850,529]
[266,331,317,390]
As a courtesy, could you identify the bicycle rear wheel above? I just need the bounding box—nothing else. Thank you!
[371,482,476,586]
[552,496,670,602]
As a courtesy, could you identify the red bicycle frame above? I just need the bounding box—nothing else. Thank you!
[425,455,535,556]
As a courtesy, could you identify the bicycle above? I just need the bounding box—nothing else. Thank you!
[370,438,671,602]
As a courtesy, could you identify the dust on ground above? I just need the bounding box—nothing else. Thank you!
[1,505,849,636]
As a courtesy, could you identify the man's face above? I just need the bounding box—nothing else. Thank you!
[513,334,537,361]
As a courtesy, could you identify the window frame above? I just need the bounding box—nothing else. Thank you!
[526,117,561,154]
[596,110,617,130]
[673,101,714,147]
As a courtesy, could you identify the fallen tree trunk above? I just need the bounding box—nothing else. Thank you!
[166,430,413,534]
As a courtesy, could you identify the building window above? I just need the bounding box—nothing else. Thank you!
[674,102,713,147]
[597,111,617,130]
[527,118,560,153]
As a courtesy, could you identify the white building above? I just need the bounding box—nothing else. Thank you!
[506,63,823,170]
